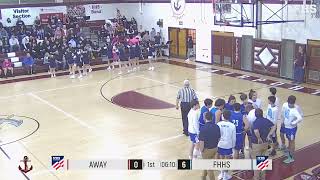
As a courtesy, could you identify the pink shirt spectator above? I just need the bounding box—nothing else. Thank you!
[3,59,12,68]
[128,38,139,46]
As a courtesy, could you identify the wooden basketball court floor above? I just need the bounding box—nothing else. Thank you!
[0,59,319,180]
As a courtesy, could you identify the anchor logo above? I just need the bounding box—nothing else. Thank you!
[171,0,186,17]
[18,156,33,173]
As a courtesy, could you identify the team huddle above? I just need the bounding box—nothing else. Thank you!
[179,85,303,180]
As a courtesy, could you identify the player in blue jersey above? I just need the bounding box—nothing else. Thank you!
[210,98,225,123]
[199,98,213,129]
[239,93,248,115]
[225,95,236,111]
[231,103,249,159]
[266,96,279,156]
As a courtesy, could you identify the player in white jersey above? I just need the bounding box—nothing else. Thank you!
[217,110,236,180]
[279,97,303,150]
[269,87,280,107]
[266,96,279,156]
[281,95,303,164]
[248,89,262,109]
[187,100,201,159]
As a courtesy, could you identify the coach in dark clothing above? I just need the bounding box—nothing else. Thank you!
[176,80,197,136]
[293,46,306,84]
[251,108,276,180]
[199,112,220,180]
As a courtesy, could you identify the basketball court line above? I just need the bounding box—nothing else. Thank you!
[0,75,142,101]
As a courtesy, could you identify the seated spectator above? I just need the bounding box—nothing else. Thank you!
[54,26,64,39]
[2,59,14,78]
[92,41,101,58]
[0,28,8,39]
[68,38,77,48]
[142,31,151,42]
[62,25,68,37]
[9,35,20,52]
[22,53,35,75]
[128,36,139,46]
[0,39,3,53]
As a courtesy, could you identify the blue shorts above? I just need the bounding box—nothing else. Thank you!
[280,125,286,134]
[285,127,297,141]
[218,147,233,156]
[189,133,199,144]
[235,134,244,150]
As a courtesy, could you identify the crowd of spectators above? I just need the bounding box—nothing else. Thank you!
[0,9,164,79]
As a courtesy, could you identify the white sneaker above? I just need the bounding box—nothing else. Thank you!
[148,67,152,70]
[51,74,53,78]
[78,74,83,78]
[70,75,75,79]
[69,72,72,75]
[151,67,155,71]
[133,67,136,71]
[118,71,122,75]
[53,74,56,77]
[127,69,132,73]
[89,68,92,72]
[223,173,232,180]
[107,67,111,71]
[185,59,190,62]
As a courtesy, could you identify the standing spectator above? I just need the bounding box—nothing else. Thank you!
[16,17,25,29]
[186,36,194,62]
[2,59,14,78]
[21,35,30,51]
[154,32,161,45]
[22,53,35,75]
[251,108,276,180]
[176,80,198,136]
[34,16,41,28]
[150,28,156,42]
[3,37,10,53]
[293,46,306,84]
[199,112,221,180]
[62,25,68,38]
[9,35,20,52]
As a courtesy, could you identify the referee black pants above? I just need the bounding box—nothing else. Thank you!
[180,102,191,135]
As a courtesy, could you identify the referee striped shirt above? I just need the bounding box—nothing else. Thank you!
[177,87,197,103]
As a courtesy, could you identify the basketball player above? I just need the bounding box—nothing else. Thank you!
[65,46,75,78]
[231,103,249,159]
[210,98,225,123]
[248,89,262,109]
[281,95,303,164]
[217,110,236,180]
[266,96,279,156]
[225,95,236,111]
[269,87,280,107]
[147,43,156,71]
[82,46,91,76]
[188,100,201,159]
[75,45,83,78]
[240,93,248,115]
[245,103,255,151]
[48,54,56,78]
[199,98,213,129]
[128,45,136,71]
[135,44,142,70]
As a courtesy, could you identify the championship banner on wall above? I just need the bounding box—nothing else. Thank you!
[67,5,86,17]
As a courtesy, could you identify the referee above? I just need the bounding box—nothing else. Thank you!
[176,80,197,136]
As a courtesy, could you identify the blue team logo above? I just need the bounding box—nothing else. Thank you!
[256,156,270,170]
[284,109,290,119]
[267,108,273,118]
[52,156,65,170]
